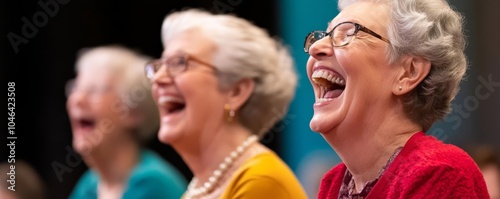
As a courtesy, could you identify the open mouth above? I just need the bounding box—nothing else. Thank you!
[75,117,96,133]
[312,69,346,102]
[158,96,186,115]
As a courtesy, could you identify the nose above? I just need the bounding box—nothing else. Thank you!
[67,90,89,110]
[308,37,334,59]
[151,65,174,88]
[151,65,174,85]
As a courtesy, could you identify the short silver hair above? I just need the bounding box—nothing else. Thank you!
[161,9,297,136]
[75,45,159,143]
[339,0,467,131]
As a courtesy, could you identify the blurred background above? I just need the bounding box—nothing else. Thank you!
[1,0,499,198]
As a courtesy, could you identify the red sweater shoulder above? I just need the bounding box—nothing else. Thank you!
[371,132,489,198]
[318,132,489,199]
[318,163,346,199]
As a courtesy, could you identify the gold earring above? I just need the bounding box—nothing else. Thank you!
[398,86,402,91]
[224,104,235,122]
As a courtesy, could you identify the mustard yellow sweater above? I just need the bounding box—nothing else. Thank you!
[220,151,307,199]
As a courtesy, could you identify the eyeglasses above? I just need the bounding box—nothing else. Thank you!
[304,21,390,53]
[145,53,217,80]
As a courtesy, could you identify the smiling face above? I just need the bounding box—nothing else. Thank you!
[152,29,227,147]
[306,1,399,135]
[67,64,127,155]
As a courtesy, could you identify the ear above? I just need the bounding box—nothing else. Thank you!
[393,56,431,95]
[226,78,255,111]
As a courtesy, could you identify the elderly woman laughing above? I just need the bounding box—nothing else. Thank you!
[304,0,489,198]
[147,9,307,199]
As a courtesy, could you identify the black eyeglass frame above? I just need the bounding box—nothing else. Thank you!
[304,21,390,53]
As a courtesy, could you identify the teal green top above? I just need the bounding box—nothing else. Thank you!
[69,150,186,199]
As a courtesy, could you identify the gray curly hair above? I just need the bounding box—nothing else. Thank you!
[340,0,467,131]
[161,9,297,136]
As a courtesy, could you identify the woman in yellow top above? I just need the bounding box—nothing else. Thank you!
[146,8,307,199]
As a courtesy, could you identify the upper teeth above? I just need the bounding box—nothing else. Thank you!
[312,70,345,86]
[158,96,184,106]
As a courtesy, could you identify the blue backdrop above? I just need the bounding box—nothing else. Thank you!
[279,0,340,197]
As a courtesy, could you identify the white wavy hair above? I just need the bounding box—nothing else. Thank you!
[339,0,467,131]
[75,45,160,143]
[161,9,297,136]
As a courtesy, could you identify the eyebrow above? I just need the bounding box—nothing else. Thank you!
[161,50,186,59]
[328,18,363,30]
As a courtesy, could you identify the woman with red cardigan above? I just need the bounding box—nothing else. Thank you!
[303,0,489,198]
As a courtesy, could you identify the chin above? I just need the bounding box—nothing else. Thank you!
[72,138,95,156]
[157,126,182,145]
[309,103,348,134]
[310,115,338,134]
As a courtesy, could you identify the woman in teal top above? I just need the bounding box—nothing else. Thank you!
[66,46,186,199]
[70,150,185,199]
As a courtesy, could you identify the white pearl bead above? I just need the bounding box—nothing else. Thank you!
[225,157,232,164]
[185,135,258,197]
[209,176,216,183]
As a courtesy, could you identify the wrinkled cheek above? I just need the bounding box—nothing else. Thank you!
[96,117,119,136]
[101,101,130,127]
[306,58,315,77]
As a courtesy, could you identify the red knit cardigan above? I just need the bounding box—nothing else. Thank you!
[318,132,489,199]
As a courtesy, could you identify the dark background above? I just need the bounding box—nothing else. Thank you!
[1,0,280,198]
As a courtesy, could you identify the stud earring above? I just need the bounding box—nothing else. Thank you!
[398,86,402,91]
[224,104,235,122]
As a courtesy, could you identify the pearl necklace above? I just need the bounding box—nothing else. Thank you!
[185,135,258,199]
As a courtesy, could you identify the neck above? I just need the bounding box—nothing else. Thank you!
[324,108,421,189]
[84,134,140,186]
[174,123,252,184]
